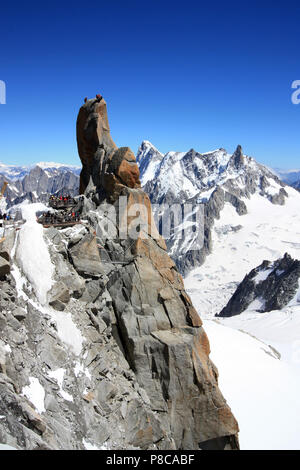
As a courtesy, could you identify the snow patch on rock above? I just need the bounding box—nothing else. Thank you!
[22,377,45,414]
[16,203,54,304]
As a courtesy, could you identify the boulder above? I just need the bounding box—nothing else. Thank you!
[12,307,27,321]
[105,147,141,191]
[48,283,70,311]
[0,250,10,262]
[270,187,288,206]
[69,233,105,277]
[0,256,10,279]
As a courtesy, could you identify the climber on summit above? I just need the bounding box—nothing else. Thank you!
[96,94,102,102]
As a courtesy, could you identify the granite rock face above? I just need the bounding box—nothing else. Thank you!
[217,253,300,317]
[0,96,239,450]
[76,96,117,195]
[75,95,239,448]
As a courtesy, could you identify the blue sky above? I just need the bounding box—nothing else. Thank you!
[0,0,300,168]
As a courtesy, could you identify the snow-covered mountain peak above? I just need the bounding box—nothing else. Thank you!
[140,144,270,203]
[136,140,164,186]
[137,142,291,274]
[137,140,162,154]
[0,161,81,181]
[0,163,32,181]
[137,142,259,195]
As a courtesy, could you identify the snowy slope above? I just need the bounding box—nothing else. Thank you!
[11,202,84,356]
[183,185,300,449]
[0,443,17,450]
[16,202,54,305]
[215,308,300,365]
[205,320,300,450]
[185,186,300,317]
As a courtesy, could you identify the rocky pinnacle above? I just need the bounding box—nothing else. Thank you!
[75,95,240,449]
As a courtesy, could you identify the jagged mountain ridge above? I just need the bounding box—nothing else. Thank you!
[0,163,80,208]
[137,141,288,274]
[0,162,81,181]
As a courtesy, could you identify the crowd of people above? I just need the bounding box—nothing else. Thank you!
[0,212,12,222]
[0,194,82,229]
[42,194,81,226]
[49,195,76,207]
[39,210,80,226]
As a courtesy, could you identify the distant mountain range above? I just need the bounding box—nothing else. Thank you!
[272,168,300,190]
[0,162,81,180]
[0,162,80,208]
[1,152,299,210]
